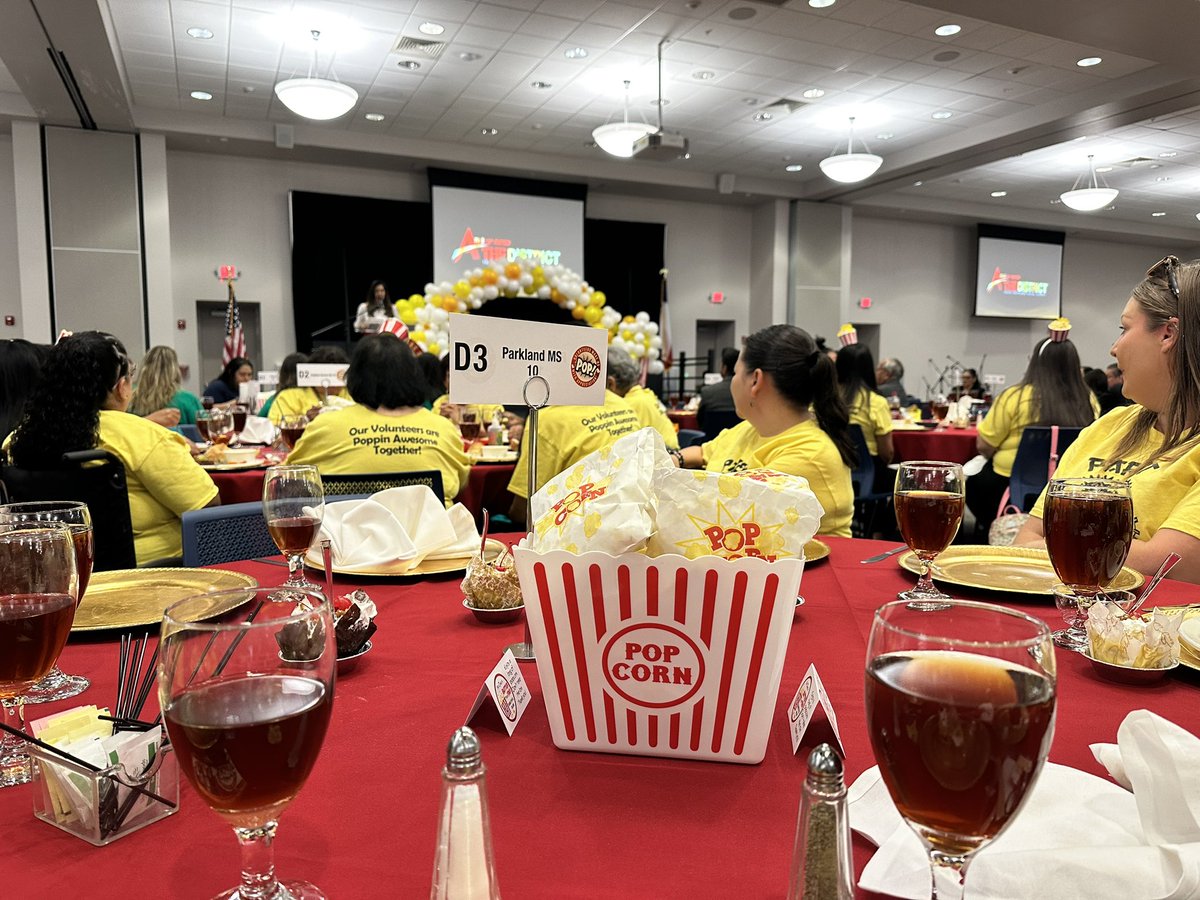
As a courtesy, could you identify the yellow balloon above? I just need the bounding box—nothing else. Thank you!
[584,306,601,324]
[621,329,634,341]
[400,311,417,326]
[592,291,606,305]
[454,281,470,299]
[442,296,458,312]
[532,266,543,278]
[482,269,498,286]
[571,305,587,320]
[551,289,562,303]
[504,262,521,280]
[412,329,427,344]
[623,315,635,324]
[426,341,441,356]
[468,275,481,287]
[410,294,426,307]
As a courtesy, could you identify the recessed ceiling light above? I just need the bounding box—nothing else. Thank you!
[728,6,757,20]
[481,127,498,135]
[459,52,482,62]
[742,98,759,106]
[809,0,835,7]
[1156,176,1171,182]
[1050,198,1062,205]
[1077,56,1102,67]
[913,181,923,186]
[397,60,421,70]
[1095,165,1114,173]
[990,190,1007,197]
[1152,211,1167,217]
[242,86,255,94]
[564,47,588,59]
[692,70,716,80]
[651,98,670,106]
[931,110,953,119]
[784,164,803,172]
[802,88,825,99]
[875,132,893,140]
[190,90,213,101]
[934,24,961,37]
[752,111,773,122]
[531,80,552,89]
[418,21,445,36]
[531,123,543,130]
[364,113,385,122]
[186,26,213,40]
[1159,151,1178,158]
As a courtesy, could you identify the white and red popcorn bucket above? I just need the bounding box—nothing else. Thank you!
[513,547,804,765]
[378,318,409,340]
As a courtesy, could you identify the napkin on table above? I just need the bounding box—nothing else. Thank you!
[849,710,1200,900]
[238,415,276,445]
[316,486,481,572]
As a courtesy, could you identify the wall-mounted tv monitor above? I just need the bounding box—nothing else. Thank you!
[974,224,1064,320]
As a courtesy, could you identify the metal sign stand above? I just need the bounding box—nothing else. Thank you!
[506,374,550,662]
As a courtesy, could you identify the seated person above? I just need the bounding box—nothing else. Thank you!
[606,346,678,450]
[836,343,894,480]
[7,331,218,565]
[0,338,46,444]
[677,325,855,537]
[285,335,470,502]
[507,385,641,524]
[264,352,309,424]
[130,346,203,426]
[1016,255,1200,583]
[202,356,253,405]
[697,347,739,433]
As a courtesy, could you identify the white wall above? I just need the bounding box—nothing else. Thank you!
[0,136,18,336]
[847,213,1200,397]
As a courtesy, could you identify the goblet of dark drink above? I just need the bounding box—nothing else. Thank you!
[865,599,1056,900]
[232,406,248,434]
[160,587,334,899]
[0,502,93,703]
[1044,478,1133,650]
[263,465,324,588]
[195,412,211,441]
[280,415,307,450]
[930,401,950,423]
[894,461,964,608]
[201,395,215,410]
[0,524,79,787]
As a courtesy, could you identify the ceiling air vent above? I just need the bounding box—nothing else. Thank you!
[761,98,811,116]
[392,36,446,58]
[1113,157,1155,168]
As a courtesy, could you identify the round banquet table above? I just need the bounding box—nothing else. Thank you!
[667,409,699,432]
[890,425,978,464]
[6,537,1198,899]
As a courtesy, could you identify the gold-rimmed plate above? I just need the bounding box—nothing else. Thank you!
[897,545,1144,597]
[469,452,519,465]
[804,539,831,565]
[198,460,270,472]
[73,568,258,632]
[303,538,506,578]
[1146,606,1200,674]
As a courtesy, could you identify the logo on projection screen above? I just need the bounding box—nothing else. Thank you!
[451,227,562,266]
[986,266,1049,297]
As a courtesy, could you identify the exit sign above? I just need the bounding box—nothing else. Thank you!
[709,291,725,304]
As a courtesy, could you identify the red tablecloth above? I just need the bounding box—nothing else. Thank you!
[891,426,978,464]
[668,410,699,432]
[7,539,1199,898]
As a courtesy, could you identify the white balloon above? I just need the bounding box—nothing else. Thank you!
[457,300,467,312]
[424,283,437,296]
[648,359,665,375]
[650,336,663,349]
[470,298,482,309]
[629,343,645,359]
[432,308,450,324]
[519,273,533,288]
[436,281,451,295]
[483,285,499,300]
[647,347,659,360]
[415,307,430,324]
[635,311,650,324]
[646,322,659,335]
[536,285,551,299]
[470,287,484,301]
[472,268,483,278]
[565,299,576,310]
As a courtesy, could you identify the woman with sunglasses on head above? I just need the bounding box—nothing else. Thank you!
[676,324,856,537]
[6,331,218,566]
[1015,256,1200,583]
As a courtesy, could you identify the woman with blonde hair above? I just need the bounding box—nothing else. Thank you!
[130,346,203,425]
[1016,256,1200,582]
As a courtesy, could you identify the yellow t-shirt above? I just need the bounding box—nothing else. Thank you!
[623,384,679,450]
[701,418,853,537]
[847,388,893,457]
[431,395,505,425]
[286,404,470,501]
[1030,405,1200,542]
[97,410,218,564]
[508,391,641,499]
[979,385,1098,477]
[268,387,324,425]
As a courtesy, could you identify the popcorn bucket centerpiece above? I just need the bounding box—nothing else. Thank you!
[515,429,823,764]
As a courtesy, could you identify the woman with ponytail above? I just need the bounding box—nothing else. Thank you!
[677,324,855,536]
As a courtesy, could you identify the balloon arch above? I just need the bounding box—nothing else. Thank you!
[397,257,665,374]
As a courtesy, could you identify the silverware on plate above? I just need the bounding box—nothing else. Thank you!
[860,546,907,565]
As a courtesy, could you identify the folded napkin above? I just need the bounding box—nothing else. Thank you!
[316,486,481,573]
[849,710,1200,900]
[238,415,276,445]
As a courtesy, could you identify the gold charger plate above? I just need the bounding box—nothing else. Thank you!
[898,545,1144,597]
[1144,606,1200,675]
[199,460,269,472]
[304,538,505,578]
[468,453,519,465]
[804,539,831,564]
[74,568,258,632]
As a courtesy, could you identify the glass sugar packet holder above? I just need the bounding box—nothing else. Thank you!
[29,742,179,846]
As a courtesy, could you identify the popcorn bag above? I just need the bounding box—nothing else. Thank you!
[514,546,804,764]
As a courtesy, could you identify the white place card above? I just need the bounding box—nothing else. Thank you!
[786,663,844,756]
[296,363,346,388]
[448,313,606,408]
[466,649,531,736]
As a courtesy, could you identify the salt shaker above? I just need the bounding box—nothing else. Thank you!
[431,727,501,900]
[786,743,853,900]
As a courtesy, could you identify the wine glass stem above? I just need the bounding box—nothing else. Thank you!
[916,558,935,593]
[233,821,282,900]
[286,551,304,586]
[928,850,968,900]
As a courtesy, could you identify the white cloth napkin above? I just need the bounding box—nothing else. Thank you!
[238,415,276,445]
[849,710,1200,900]
[316,486,481,572]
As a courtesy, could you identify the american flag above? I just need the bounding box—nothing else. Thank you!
[222,280,246,365]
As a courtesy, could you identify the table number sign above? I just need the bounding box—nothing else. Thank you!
[448,313,606,407]
[296,363,347,388]
[466,649,531,736]
[786,663,844,756]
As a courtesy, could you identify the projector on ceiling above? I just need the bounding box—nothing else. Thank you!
[633,131,690,160]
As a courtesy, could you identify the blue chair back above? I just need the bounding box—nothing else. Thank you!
[698,408,741,436]
[1008,426,1085,512]
[847,425,878,500]
[173,424,202,443]
[677,428,706,448]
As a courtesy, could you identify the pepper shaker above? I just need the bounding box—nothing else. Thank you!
[787,743,853,900]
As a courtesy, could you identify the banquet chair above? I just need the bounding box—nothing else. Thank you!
[321,470,444,504]
[173,424,202,443]
[848,425,892,539]
[677,428,706,448]
[1008,426,1085,512]
[697,408,741,437]
[0,449,137,571]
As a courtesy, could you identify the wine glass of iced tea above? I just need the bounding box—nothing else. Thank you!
[0,502,92,703]
[263,465,324,588]
[1044,477,1134,650]
[930,396,951,426]
[0,523,79,786]
[208,408,235,447]
[894,461,965,608]
[159,587,334,899]
[280,414,308,451]
[865,599,1056,900]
